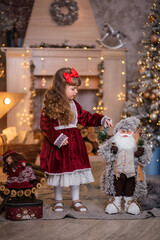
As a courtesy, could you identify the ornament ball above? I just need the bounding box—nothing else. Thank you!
[150,112,158,121]
[150,34,158,43]
[153,78,158,84]
[148,15,156,23]
[139,66,146,75]
[136,96,143,103]
[157,62,160,70]
[144,91,150,98]
[137,59,142,66]
[146,71,152,78]
[149,46,154,51]
[150,93,156,100]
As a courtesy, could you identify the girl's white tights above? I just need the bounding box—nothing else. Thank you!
[54,185,86,212]
[70,185,86,212]
[54,186,63,212]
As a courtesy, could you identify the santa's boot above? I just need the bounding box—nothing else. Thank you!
[105,196,122,214]
[124,196,141,215]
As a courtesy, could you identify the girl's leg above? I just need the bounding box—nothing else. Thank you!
[53,186,64,212]
[70,185,87,212]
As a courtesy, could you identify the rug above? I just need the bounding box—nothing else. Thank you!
[37,184,151,220]
[0,180,160,221]
[0,159,160,221]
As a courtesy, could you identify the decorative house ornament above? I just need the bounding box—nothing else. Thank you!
[49,0,79,26]
[97,23,126,49]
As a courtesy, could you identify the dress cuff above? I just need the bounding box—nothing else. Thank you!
[101,116,112,127]
[54,133,68,148]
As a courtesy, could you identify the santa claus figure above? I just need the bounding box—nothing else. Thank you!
[99,117,152,215]
[2,150,36,189]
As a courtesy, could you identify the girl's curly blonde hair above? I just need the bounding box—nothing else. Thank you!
[42,67,81,125]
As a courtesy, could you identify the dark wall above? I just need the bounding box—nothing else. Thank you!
[90,0,154,84]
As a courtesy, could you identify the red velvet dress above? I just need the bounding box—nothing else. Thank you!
[40,100,105,187]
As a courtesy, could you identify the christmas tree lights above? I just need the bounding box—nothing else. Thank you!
[123,0,160,149]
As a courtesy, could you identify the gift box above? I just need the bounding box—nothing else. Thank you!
[5,198,43,221]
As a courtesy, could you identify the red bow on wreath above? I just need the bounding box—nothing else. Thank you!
[63,68,79,84]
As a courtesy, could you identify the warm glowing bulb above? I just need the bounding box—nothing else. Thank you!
[4,98,11,105]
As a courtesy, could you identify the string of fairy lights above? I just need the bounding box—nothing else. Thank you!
[118,60,126,101]
[0,45,126,127]
[16,48,32,127]
[28,46,126,126]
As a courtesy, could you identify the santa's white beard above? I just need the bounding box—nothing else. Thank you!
[112,132,137,151]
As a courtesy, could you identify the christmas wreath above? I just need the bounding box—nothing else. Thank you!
[49,0,79,26]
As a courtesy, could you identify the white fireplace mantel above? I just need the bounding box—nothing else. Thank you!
[4,47,126,132]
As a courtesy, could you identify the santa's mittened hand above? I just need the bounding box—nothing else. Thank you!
[134,147,144,158]
[111,145,118,154]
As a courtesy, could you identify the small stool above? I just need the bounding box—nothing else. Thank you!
[5,198,43,221]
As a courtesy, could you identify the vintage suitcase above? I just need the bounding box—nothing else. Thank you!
[5,198,43,220]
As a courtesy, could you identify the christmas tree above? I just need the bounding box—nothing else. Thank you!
[122,0,160,150]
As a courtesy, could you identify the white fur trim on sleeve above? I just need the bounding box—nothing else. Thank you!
[101,116,112,127]
[54,133,68,148]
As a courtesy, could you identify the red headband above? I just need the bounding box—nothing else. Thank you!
[63,68,79,84]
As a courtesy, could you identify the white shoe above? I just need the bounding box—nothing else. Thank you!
[124,197,141,215]
[105,196,122,214]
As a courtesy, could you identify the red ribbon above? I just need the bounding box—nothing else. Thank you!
[63,68,79,84]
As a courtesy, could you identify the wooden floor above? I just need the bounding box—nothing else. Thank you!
[0,156,160,240]
[0,217,160,240]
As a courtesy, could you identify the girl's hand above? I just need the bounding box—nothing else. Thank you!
[62,139,69,146]
[106,119,113,128]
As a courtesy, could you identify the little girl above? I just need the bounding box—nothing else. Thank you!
[40,67,113,212]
